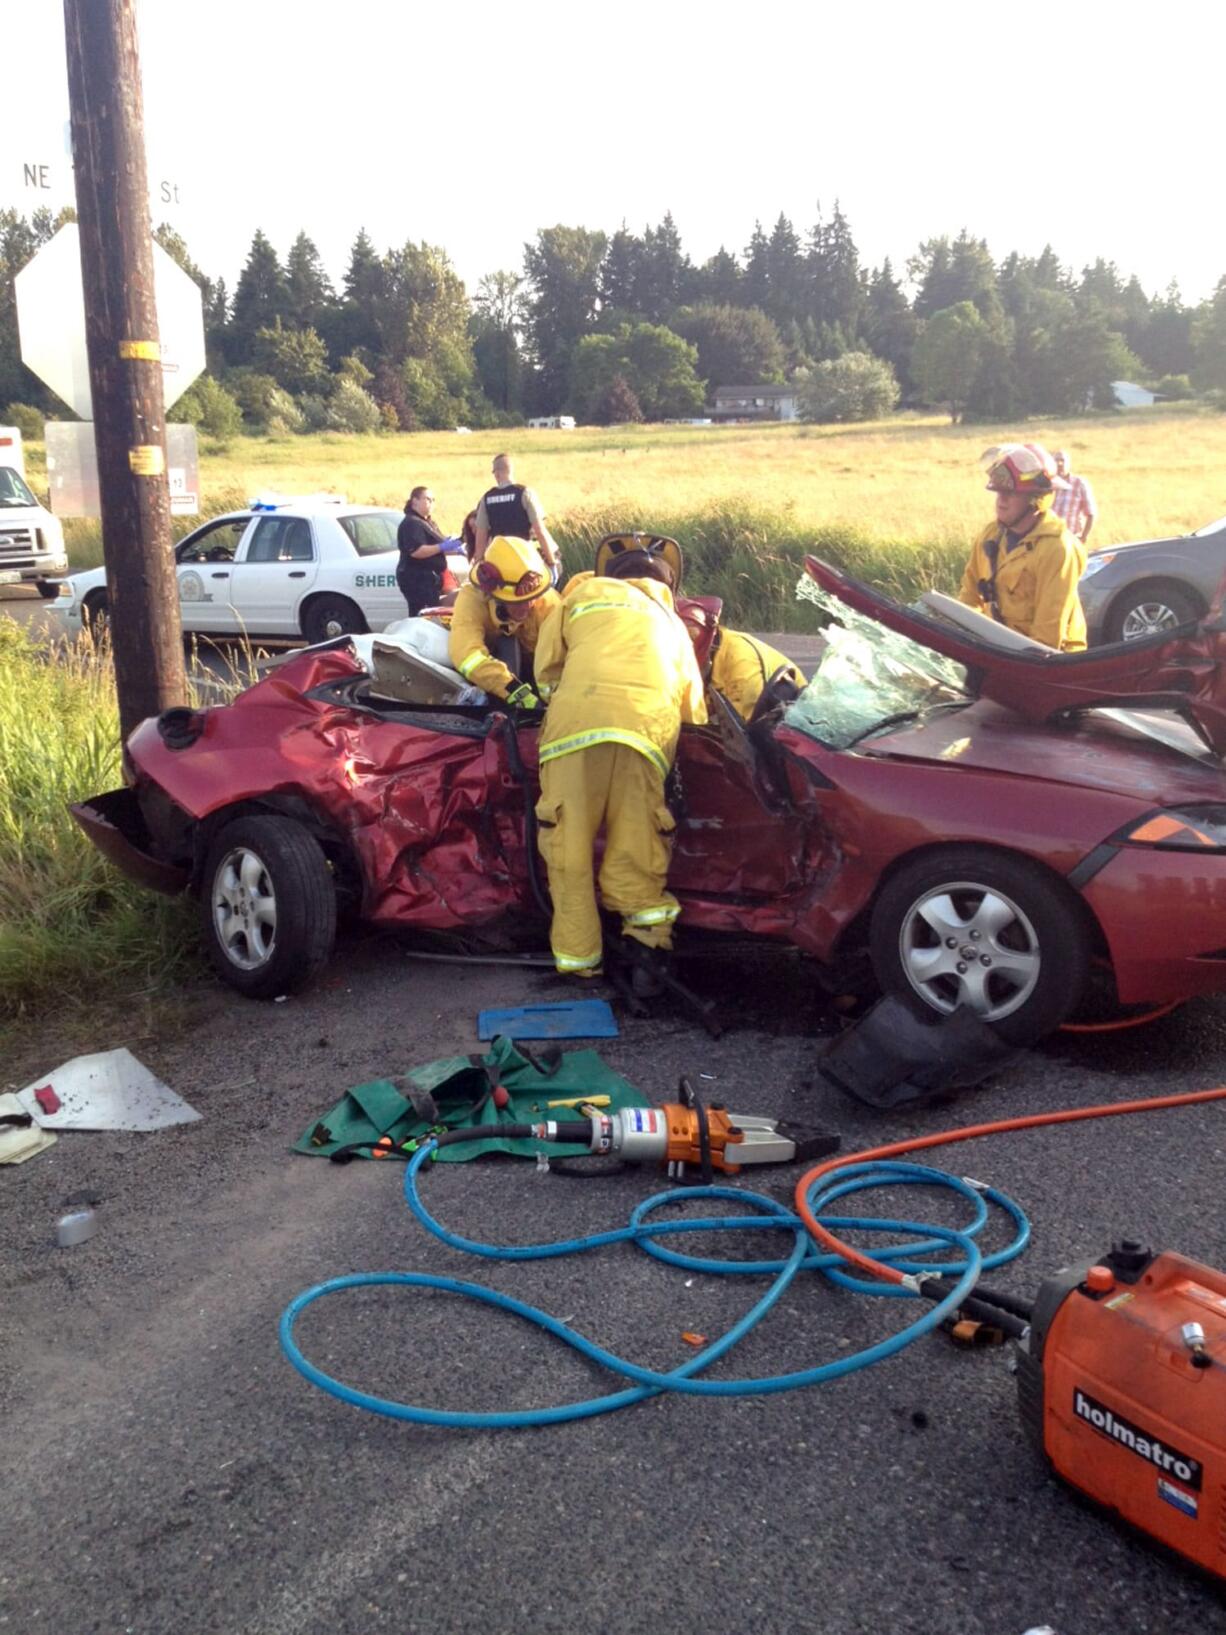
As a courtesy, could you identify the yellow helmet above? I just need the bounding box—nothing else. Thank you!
[474,536,549,602]
[594,532,684,590]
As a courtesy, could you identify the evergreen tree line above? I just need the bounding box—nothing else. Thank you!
[4,202,1226,436]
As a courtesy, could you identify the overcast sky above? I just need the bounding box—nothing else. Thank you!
[8,0,1222,304]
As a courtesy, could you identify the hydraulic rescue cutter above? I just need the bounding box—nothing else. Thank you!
[541,1080,839,1180]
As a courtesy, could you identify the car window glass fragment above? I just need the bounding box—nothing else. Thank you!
[785,578,970,750]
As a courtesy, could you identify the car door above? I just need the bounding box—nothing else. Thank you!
[336,510,407,629]
[173,515,251,632]
[228,514,319,636]
[669,700,812,901]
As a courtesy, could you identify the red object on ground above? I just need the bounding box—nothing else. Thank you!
[34,1086,61,1114]
[492,1086,510,1110]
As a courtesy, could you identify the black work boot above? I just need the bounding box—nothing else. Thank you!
[628,944,672,999]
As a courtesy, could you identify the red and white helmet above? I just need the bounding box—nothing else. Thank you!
[981,443,1068,496]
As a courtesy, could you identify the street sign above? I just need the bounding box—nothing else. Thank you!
[14,222,205,419]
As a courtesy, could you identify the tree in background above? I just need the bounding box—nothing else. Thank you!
[636,213,692,323]
[569,322,704,421]
[808,202,862,338]
[326,228,383,360]
[1192,277,1226,391]
[171,374,243,439]
[227,230,291,362]
[285,232,336,333]
[252,318,331,396]
[1138,283,1196,379]
[862,260,917,391]
[800,351,900,422]
[471,270,525,414]
[673,303,785,387]
[911,231,1003,326]
[764,213,805,330]
[523,225,608,410]
[743,222,771,313]
[594,373,643,425]
[911,302,989,421]
[692,247,742,307]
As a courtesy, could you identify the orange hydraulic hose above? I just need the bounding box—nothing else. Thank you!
[1060,1000,1181,1035]
[793,1085,1226,1288]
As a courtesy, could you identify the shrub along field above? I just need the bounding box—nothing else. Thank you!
[28,403,1226,629]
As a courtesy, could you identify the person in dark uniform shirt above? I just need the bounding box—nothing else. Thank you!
[472,453,560,577]
[396,486,452,615]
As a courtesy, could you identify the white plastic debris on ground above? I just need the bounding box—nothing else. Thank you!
[16,1048,201,1133]
[0,1092,57,1164]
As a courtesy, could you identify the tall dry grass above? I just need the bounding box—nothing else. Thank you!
[0,621,216,1022]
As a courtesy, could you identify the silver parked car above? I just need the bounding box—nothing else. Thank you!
[1079,514,1226,644]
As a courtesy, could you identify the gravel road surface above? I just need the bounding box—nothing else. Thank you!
[4,929,1226,1635]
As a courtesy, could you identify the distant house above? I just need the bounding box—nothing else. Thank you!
[1111,380,1158,409]
[711,384,804,423]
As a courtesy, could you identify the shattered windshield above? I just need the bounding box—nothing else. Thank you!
[784,576,972,749]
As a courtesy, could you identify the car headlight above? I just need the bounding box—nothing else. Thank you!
[1120,805,1226,850]
[1080,553,1115,580]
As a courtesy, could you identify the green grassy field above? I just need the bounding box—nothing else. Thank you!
[28,401,1226,593]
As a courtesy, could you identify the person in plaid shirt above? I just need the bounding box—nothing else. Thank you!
[1051,450,1097,542]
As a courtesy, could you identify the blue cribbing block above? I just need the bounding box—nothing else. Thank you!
[477,1000,620,1041]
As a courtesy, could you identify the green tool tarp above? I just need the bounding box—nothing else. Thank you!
[293,1036,648,1162]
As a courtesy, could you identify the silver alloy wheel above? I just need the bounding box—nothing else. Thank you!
[211,846,277,971]
[1120,600,1183,640]
[897,880,1041,1021]
[323,614,346,638]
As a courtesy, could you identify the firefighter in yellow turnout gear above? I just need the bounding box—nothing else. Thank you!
[448,535,560,705]
[533,552,707,978]
[709,629,804,721]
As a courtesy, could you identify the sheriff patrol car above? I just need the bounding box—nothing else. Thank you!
[56,494,466,643]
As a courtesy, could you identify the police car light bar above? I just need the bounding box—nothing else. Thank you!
[248,492,349,511]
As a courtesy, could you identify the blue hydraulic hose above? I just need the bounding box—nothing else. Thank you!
[280,1139,1030,1428]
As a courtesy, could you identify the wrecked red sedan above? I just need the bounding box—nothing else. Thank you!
[74,557,1226,1045]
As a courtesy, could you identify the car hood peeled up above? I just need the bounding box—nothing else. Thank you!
[804,557,1226,757]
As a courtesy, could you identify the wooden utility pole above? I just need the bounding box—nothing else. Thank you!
[63,0,185,738]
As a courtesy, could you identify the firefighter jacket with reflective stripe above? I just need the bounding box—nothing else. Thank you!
[711,629,804,720]
[534,571,708,775]
[958,512,1088,651]
[448,582,561,698]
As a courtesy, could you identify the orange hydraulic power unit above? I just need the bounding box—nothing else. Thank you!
[1017,1240,1226,1580]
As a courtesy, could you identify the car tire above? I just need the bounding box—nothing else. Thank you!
[82,589,110,636]
[868,847,1089,1047]
[302,594,368,645]
[1105,582,1200,643]
[200,815,337,998]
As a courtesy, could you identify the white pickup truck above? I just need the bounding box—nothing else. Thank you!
[0,427,69,594]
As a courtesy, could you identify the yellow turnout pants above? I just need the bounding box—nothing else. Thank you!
[535,742,679,974]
